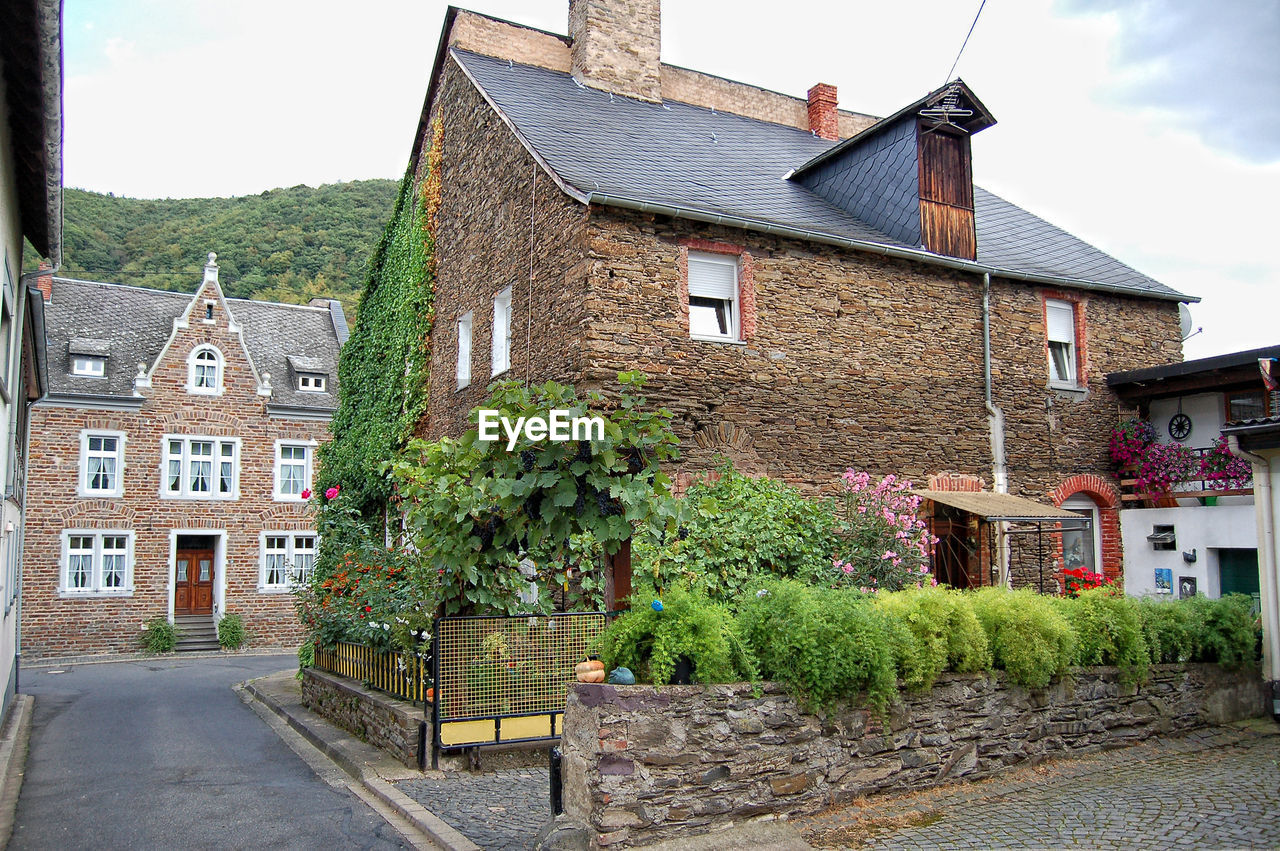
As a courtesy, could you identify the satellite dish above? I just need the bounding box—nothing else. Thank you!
[1178,304,1194,340]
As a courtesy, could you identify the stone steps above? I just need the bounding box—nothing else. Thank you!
[174,616,219,652]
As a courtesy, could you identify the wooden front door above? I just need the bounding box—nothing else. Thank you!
[175,548,214,615]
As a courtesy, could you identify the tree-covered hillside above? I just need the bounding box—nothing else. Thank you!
[56,179,398,315]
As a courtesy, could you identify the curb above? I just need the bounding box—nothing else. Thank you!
[0,694,35,847]
[24,647,295,669]
[240,673,479,851]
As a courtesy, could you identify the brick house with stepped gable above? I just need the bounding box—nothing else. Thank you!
[401,0,1196,588]
[20,254,345,658]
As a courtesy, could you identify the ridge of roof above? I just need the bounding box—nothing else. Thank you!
[50,276,336,313]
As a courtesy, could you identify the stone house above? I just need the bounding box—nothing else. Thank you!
[403,0,1194,586]
[0,0,60,715]
[20,255,345,658]
[1108,345,1278,601]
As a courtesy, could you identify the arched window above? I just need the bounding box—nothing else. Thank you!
[187,346,223,394]
[1061,493,1102,574]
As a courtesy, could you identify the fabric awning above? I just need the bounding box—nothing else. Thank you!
[913,490,1081,522]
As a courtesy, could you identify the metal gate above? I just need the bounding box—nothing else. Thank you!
[430,612,608,765]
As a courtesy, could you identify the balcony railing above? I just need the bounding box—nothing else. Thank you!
[1119,447,1253,505]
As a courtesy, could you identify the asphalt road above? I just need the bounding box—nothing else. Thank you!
[10,654,408,850]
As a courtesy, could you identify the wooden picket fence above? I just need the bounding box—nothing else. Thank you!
[313,641,430,704]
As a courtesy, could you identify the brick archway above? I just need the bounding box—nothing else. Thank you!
[1051,474,1122,580]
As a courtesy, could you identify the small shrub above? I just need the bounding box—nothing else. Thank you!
[874,586,991,690]
[1057,587,1148,684]
[1137,598,1196,663]
[141,616,179,654]
[217,613,247,650]
[970,588,1076,688]
[297,642,316,681]
[735,579,897,714]
[1181,594,1258,668]
[634,464,840,602]
[595,585,757,686]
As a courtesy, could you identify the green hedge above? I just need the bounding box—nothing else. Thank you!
[593,583,1260,713]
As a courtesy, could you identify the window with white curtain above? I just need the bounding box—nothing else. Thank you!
[492,288,512,375]
[457,311,473,389]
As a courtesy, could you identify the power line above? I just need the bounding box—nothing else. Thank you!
[946,0,988,85]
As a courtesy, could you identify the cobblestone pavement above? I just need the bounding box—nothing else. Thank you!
[797,720,1280,849]
[398,767,551,850]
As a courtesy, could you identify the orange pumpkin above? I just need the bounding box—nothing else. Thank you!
[575,659,605,682]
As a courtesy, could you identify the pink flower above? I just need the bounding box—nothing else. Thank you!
[881,550,897,560]
[841,563,855,575]
[325,486,340,500]
[301,488,312,499]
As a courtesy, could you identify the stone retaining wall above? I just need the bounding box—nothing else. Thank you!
[301,668,423,769]
[561,664,1265,847]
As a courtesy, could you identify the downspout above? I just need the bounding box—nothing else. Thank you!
[982,273,1010,587]
[1228,436,1279,687]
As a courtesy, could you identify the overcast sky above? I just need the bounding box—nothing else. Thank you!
[62,0,1279,361]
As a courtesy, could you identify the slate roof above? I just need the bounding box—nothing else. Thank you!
[44,277,342,411]
[453,49,1189,302]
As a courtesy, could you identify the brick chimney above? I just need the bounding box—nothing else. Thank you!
[569,0,662,103]
[34,260,53,301]
[807,83,839,140]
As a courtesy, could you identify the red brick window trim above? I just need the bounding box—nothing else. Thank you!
[677,239,756,342]
[1052,475,1122,581]
[1041,290,1089,389]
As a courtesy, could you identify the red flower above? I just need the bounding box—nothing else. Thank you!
[325,486,340,500]
[364,605,372,612]
[301,488,312,499]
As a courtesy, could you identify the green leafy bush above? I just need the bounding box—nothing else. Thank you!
[217,613,247,650]
[1057,588,1148,684]
[874,586,991,690]
[970,588,1076,688]
[389,373,684,616]
[1181,594,1258,668]
[594,585,757,686]
[297,642,316,681]
[141,616,179,654]
[735,579,897,714]
[633,463,839,602]
[1137,598,1197,663]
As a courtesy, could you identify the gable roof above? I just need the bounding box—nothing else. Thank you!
[43,277,343,411]
[451,48,1191,303]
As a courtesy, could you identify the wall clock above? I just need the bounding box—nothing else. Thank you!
[1168,412,1192,441]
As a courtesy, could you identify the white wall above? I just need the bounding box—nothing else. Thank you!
[1149,393,1223,451]
[0,61,24,721]
[1122,504,1257,598]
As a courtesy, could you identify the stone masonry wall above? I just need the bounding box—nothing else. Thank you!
[561,664,1265,847]
[420,59,591,439]
[302,667,423,769]
[577,206,1182,503]
[21,281,326,658]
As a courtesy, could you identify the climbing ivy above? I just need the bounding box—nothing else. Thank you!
[316,125,439,526]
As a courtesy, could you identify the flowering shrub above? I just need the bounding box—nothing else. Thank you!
[1108,418,1157,467]
[1062,566,1114,598]
[826,471,937,593]
[1199,435,1252,490]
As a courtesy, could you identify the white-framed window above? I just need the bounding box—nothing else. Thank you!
[260,532,318,590]
[457,311,473,389]
[1061,494,1102,574]
[491,286,512,376]
[274,440,314,500]
[72,356,106,378]
[187,345,224,394]
[163,435,239,499]
[297,373,327,392]
[1046,299,1078,386]
[60,530,134,595]
[79,430,125,497]
[688,252,740,341]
